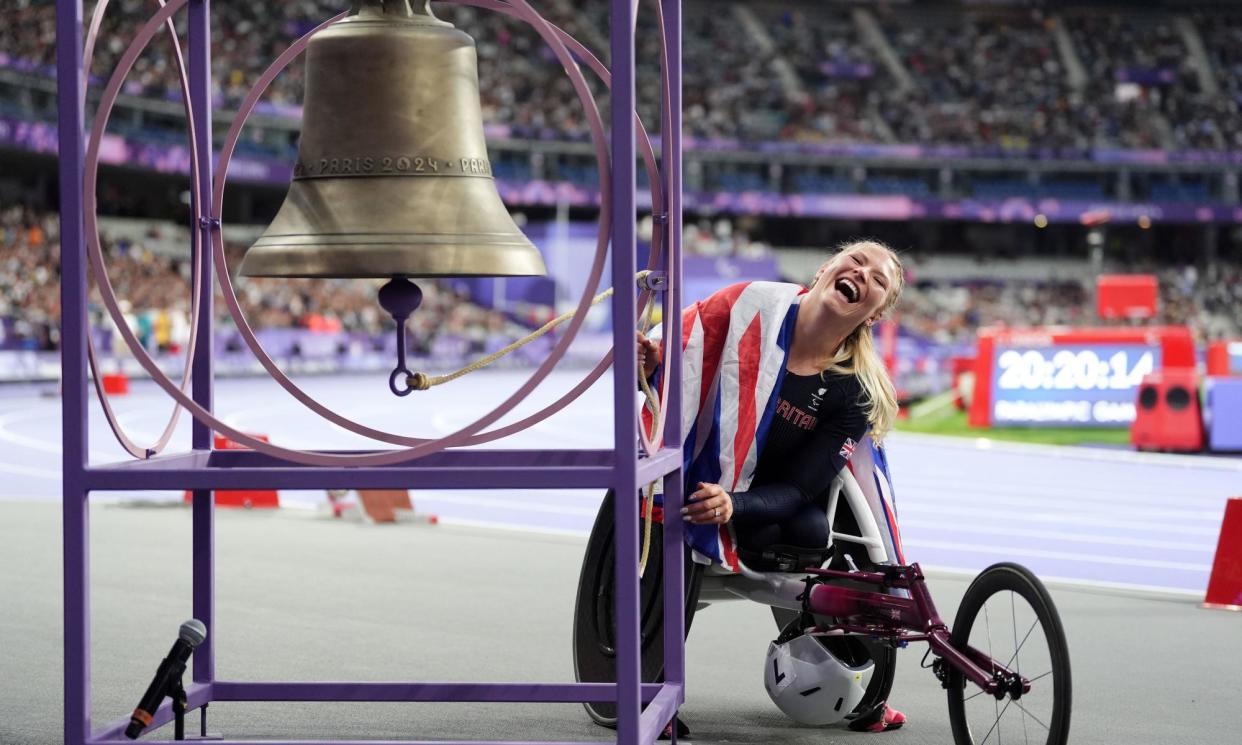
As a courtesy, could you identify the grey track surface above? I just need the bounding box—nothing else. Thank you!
[5,373,1241,595]
[1,501,1238,745]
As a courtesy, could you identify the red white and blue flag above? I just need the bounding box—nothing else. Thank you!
[645,281,902,571]
[845,436,905,567]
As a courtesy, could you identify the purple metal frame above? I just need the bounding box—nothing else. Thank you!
[56,1,686,743]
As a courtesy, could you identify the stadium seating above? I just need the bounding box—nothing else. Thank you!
[4,2,1242,151]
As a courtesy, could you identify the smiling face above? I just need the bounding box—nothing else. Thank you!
[810,242,901,325]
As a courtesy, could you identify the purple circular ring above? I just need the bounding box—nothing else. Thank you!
[81,0,203,459]
[87,0,619,465]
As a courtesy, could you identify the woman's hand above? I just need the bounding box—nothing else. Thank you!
[637,331,661,380]
[683,482,733,525]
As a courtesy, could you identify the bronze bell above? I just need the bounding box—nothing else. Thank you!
[240,0,545,279]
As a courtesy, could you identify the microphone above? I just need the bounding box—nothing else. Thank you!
[124,619,207,740]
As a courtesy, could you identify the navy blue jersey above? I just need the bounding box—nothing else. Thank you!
[730,371,868,532]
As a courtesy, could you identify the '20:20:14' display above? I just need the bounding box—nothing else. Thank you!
[990,344,1160,426]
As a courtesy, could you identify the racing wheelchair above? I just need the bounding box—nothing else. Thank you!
[573,442,1072,745]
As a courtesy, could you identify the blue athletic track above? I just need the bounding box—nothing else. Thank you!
[2,369,1237,597]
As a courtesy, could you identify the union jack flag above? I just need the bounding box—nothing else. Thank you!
[645,281,902,571]
[839,437,857,461]
[645,281,802,571]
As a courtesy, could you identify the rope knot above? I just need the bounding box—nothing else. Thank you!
[405,372,431,391]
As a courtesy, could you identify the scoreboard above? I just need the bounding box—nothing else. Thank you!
[990,344,1158,425]
[969,327,1195,428]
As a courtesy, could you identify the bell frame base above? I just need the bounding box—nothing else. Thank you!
[82,680,684,745]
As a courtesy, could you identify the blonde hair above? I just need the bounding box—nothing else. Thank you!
[818,240,905,443]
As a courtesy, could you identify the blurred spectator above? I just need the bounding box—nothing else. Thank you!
[1189,14,1242,150]
[898,278,1092,345]
[0,205,61,350]
[0,207,540,357]
[895,266,1241,346]
[4,206,1239,361]
[675,215,771,258]
[1064,13,1180,149]
[877,10,1084,151]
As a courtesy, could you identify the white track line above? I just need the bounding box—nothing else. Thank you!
[898,518,1212,553]
[900,490,1225,521]
[432,515,592,539]
[404,493,601,517]
[896,502,1222,534]
[900,473,1232,507]
[916,564,1204,600]
[0,409,67,454]
[891,431,1242,471]
[902,539,1209,572]
[0,407,120,461]
[0,462,61,479]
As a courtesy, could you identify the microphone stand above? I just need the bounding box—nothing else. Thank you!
[164,673,219,741]
[170,675,186,741]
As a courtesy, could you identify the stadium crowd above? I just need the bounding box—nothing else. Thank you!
[0,207,537,358]
[5,1,1242,152]
[899,279,1091,346]
[761,6,884,144]
[1193,15,1242,151]
[5,206,1238,360]
[878,10,1093,151]
[898,264,1242,346]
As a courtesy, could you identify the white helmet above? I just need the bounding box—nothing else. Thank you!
[763,633,874,725]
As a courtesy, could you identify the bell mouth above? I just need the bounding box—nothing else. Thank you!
[239,234,547,279]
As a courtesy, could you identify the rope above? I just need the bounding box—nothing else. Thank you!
[406,270,656,392]
[636,291,661,578]
[405,269,666,578]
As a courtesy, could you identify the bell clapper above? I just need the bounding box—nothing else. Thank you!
[378,277,424,397]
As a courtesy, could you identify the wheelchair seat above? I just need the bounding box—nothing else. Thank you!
[736,543,834,573]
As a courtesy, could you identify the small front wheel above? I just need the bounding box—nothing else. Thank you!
[947,562,1072,745]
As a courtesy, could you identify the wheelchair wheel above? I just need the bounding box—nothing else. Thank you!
[772,499,900,727]
[947,562,1072,745]
[572,489,703,727]
[769,547,899,728]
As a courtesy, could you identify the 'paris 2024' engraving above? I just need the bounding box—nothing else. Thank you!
[294,156,492,178]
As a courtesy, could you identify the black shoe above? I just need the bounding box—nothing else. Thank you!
[658,715,690,740]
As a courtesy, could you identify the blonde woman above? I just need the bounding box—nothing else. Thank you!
[636,239,906,734]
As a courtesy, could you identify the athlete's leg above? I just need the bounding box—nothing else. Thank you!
[734,498,829,551]
[735,521,782,551]
[776,499,829,548]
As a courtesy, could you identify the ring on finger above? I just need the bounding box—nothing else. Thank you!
[713,507,720,518]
